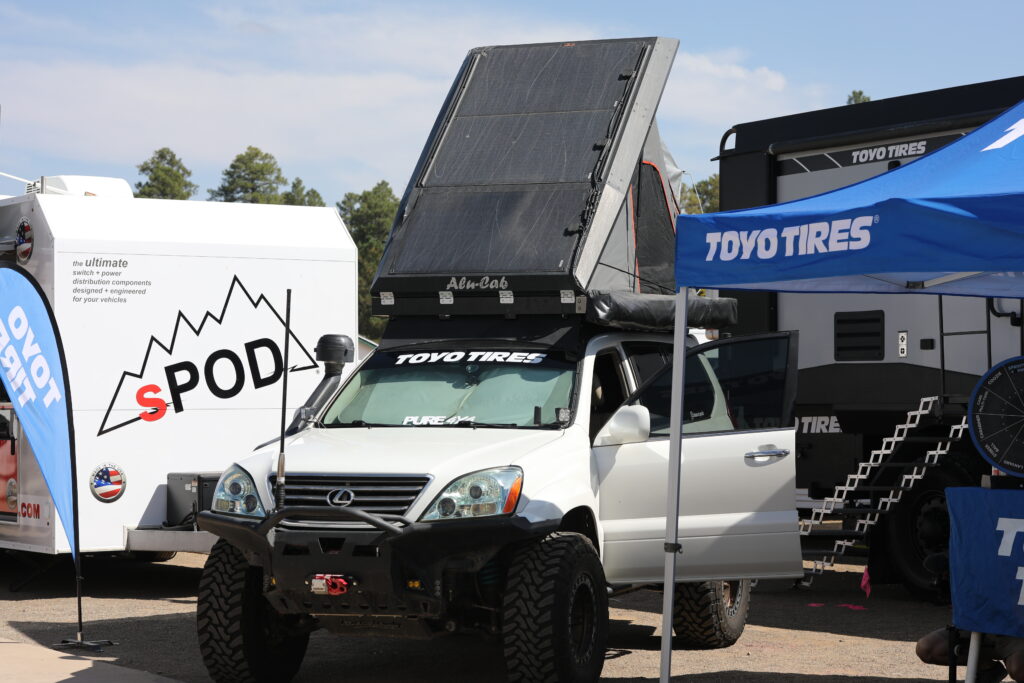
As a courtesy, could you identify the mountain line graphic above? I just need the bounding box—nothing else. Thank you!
[97,275,317,436]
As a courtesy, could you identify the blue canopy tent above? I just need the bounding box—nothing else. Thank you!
[658,97,1024,680]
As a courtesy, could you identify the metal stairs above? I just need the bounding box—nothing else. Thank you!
[798,395,969,585]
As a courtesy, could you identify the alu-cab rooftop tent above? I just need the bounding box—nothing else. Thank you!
[659,98,1024,679]
[371,37,683,317]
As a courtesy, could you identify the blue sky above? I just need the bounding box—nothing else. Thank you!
[1,1,1021,204]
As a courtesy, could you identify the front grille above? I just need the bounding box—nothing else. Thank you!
[268,474,431,520]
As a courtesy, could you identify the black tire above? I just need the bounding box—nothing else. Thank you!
[885,463,974,598]
[672,579,750,649]
[124,551,177,563]
[503,532,608,683]
[197,540,310,683]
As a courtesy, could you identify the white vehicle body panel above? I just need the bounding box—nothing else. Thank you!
[0,189,357,554]
[595,428,799,583]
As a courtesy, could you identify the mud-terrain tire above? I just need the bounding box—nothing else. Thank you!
[503,532,608,683]
[672,579,750,648]
[197,540,309,683]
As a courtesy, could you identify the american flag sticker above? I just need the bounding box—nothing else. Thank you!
[90,464,126,503]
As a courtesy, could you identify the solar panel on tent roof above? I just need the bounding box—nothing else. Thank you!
[372,37,678,316]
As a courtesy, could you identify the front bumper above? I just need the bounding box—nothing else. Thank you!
[197,506,556,620]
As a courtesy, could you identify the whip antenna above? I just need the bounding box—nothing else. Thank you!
[275,289,292,510]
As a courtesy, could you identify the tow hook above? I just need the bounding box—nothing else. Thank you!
[310,574,356,596]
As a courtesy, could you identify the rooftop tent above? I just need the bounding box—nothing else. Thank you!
[372,37,680,317]
[658,98,1024,681]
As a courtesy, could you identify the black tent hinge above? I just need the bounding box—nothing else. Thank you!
[664,543,682,554]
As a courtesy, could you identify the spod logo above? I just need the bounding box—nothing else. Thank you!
[98,277,316,436]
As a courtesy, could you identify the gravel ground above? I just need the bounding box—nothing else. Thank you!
[0,551,962,682]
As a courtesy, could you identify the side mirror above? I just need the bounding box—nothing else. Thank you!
[315,334,355,376]
[594,404,650,447]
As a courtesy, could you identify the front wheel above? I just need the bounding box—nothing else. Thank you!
[672,579,751,648]
[502,532,609,683]
[197,540,310,683]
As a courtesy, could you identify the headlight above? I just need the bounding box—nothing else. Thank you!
[421,467,523,521]
[212,464,266,519]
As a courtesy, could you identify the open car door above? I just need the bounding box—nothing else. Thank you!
[595,332,802,584]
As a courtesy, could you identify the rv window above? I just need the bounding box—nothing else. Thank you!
[834,310,885,361]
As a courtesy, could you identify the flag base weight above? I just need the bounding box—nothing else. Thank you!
[59,636,116,653]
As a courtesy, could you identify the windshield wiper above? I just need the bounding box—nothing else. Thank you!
[327,420,402,428]
[442,420,520,429]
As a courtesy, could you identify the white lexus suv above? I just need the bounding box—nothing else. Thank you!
[196,327,802,683]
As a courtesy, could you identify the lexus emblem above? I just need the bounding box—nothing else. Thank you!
[326,488,355,507]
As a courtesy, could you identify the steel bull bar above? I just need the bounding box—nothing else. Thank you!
[197,506,411,568]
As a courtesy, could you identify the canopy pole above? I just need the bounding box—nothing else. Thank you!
[659,287,690,682]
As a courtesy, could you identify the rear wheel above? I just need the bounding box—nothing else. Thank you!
[197,540,310,683]
[885,464,974,598]
[672,579,750,648]
[502,532,608,683]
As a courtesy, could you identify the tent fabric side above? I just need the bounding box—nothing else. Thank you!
[588,118,680,295]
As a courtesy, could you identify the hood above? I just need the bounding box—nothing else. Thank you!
[242,426,566,481]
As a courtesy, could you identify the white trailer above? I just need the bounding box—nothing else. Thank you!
[0,176,356,556]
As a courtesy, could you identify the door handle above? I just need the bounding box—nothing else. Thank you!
[745,449,790,459]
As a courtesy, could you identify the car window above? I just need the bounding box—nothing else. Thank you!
[590,350,628,440]
[621,341,672,387]
[632,353,731,436]
[629,334,794,437]
[321,349,575,428]
[711,336,790,431]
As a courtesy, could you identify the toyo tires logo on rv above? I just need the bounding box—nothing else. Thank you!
[98,277,316,436]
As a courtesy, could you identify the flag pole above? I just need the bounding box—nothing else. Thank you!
[59,405,113,652]
[659,286,689,681]
[57,297,112,652]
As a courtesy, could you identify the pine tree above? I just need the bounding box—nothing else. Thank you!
[337,181,400,340]
[682,174,719,215]
[209,146,287,203]
[282,177,326,207]
[134,148,198,199]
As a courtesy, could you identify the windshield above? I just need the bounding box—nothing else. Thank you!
[321,349,576,428]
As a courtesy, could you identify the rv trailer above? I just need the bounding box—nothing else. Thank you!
[717,75,1024,595]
